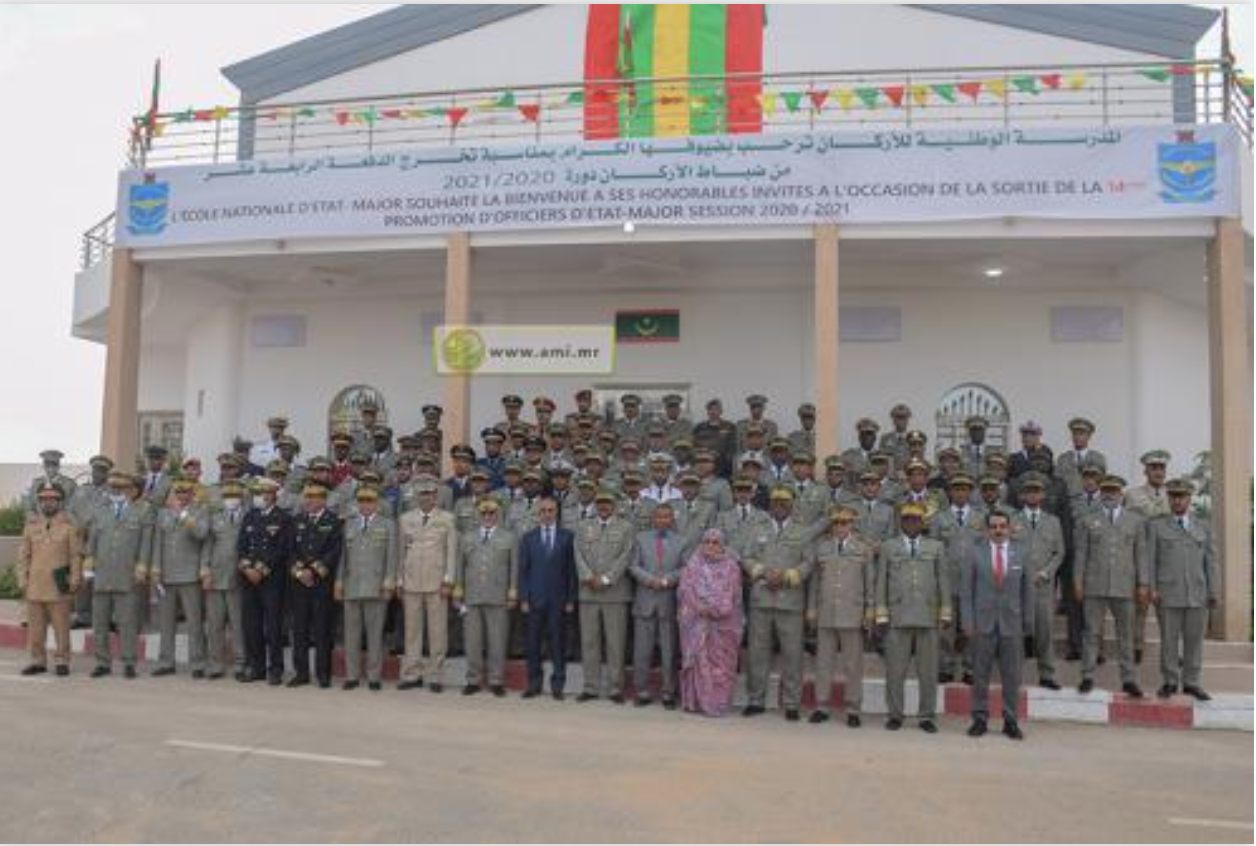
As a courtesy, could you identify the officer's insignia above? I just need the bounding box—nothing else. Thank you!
[126,174,170,236]
[266,525,279,535]
[1158,131,1216,204]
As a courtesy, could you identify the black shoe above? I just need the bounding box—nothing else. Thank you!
[286,677,310,688]
[662,698,677,711]
[369,682,382,692]
[20,664,47,676]
[938,672,954,684]
[55,665,69,677]
[1078,678,1094,694]
[742,705,765,717]
[397,680,424,691]
[885,718,903,731]
[609,693,626,705]
[342,680,360,691]
[634,696,652,708]
[1040,678,1061,691]
[1157,684,1176,699]
[1122,682,1144,699]
[1097,654,1107,665]
[490,685,507,698]
[71,619,91,630]
[846,714,861,728]
[961,672,974,686]
[151,667,175,677]
[429,682,443,694]
[521,689,539,700]
[920,720,938,734]
[267,675,283,687]
[317,677,331,689]
[191,670,205,680]
[784,709,800,722]
[576,692,598,703]
[91,666,112,678]
[1135,649,1143,665]
[207,671,225,680]
[1065,650,1082,661]
[123,665,137,679]
[967,719,988,737]
[462,684,480,696]
[552,691,565,702]
[237,670,260,683]
[1002,720,1024,741]
[1183,685,1212,702]
[809,711,830,724]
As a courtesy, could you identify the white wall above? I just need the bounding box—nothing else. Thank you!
[138,344,185,413]
[182,302,244,460]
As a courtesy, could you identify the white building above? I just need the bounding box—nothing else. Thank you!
[73,5,1252,635]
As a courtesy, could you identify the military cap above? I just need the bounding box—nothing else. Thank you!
[522,469,542,482]
[705,398,723,410]
[823,455,845,471]
[144,444,168,459]
[1080,463,1105,478]
[266,416,289,428]
[646,423,666,437]
[648,454,673,467]
[1166,478,1195,496]
[831,505,858,522]
[575,389,593,402]
[890,404,912,418]
[740,454,765,469]
[662,394,683,406]
[502,394,524,408]
[1099,475,1126,490]
[35,483,64,500]
[859,469,881,483]
[1018,472,1045,491]
[694,448,717,462]
[422,404,442,416]
[620,471,644,485]
[905,458,930,474]
[594,489,617,504]
[768,437,790,451]
[39,449,64,462]
[949,473,974,489]
[372,426,394,439]
[524,437,546,451]
[1068,417,1096,433]
[899,502,927,519]
[732,477,756,490]
[856,418,880,434]
[476,498,500,514]
[330,431,353,446]
[413,453,438,467]
[480,427,505,442]
[905,429,927,445]
[745,422,765,435]
[355,486,380,502]
[502,461,524,474]
[450,444,476,461]
[179,455,201,469]
[358,470,383,485]
[548,423,569,436]
[936,446,961,461]
[359,400,380,413]
[979,475,1001,489]
[869,452,892,466]
[397,435,419,450]
[1019,420,1043,435]
[469,467,490,481]
[1140,450,1171,466]
[620,439,642,453]
[768,486,795,503]
[413,476,440,494]
[570,442,590,455]
[265,460,289,477]
[984,453,1009,468]
[533,397,556,412]
[219,481,245,497]
[790,451,815,465]
[301,483,328,498]
[548,463,574,476]
[89,455,114,470]
[251,477,281,493]
[232,436,254,451]
[417,428,440,443]
[106,470,135,488]
[575,478,597,491]
[574,413,598,427]
[746,394,767,407]
[798,403,816,417]
[583,450,605,465]
[678,471,701,485]
[620,394,641,407]
[965,415,989,430]
[307,457,332,471]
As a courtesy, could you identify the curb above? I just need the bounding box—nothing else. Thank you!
[2,622,1249,732]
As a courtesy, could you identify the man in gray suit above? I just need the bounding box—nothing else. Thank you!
[630,504,685,708]
[150,480,210,678]
[961,510,1034,740]
[335,486,398,691]
[456,498,518,697]
[86,471,153,679]
[1139,478,1219,701]
[575,490,636,703]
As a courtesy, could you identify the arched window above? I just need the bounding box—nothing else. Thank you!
[327,385,389,451]
[935,383,1011,453]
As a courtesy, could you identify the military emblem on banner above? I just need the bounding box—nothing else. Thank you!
[616,310,680,344]
[127,173,170,235]
[1157,130,1216,204]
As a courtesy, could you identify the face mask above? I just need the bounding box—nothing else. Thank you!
[253,495,268,509]
[223,498,241,511]
[40,503,59,517]
[109,493,127,506]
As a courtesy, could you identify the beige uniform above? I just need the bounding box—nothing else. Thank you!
[808,533,875,715]
[398,508,458,684]
[18,513,83,668]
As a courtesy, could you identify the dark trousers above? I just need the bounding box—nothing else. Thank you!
[290,581,334,682]
[242,577,285,678]
[525,603,567,693]
[971,628,1023,722]
[1058,553,1084,653]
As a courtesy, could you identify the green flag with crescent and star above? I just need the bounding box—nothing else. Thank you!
[616,310,680,343]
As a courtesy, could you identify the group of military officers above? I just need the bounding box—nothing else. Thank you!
[15,389,1219,733]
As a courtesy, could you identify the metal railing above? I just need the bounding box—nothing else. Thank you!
[81,58,1252,268]
[80,212,116,270]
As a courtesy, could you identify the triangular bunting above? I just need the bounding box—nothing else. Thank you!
[984,79,1007,99]
[957,81,983,101]
[931,83,957,103]
[882,85,906,107]
[1065,72,1087,90]
[1138,67,1171,82]
[808,89,828,110]
[1040,74,1062,90]
[855,87,880,109]
[834,88,855,111]
[758,92,778,115]
[782,91,804,113]
[909,84,929,107]
[1011,76,1038,94]
[447,107,468,128]
[518,103,541,123]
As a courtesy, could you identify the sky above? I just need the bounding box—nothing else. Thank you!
[0,2,1250,464]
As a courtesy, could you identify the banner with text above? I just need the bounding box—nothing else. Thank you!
[117,125,1239,247]
[433,325,616,375]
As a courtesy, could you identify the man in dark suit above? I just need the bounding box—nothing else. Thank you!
[1007,420,1054,482]
[961,509,1034,740]
[518,497,577,700]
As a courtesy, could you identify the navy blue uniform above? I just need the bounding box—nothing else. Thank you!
[237,506,294,681]
[289,509,343,685]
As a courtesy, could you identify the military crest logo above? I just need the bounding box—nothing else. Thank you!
[126,174,170,236]
[1157,131,1216,204]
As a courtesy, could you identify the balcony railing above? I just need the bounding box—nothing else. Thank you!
[81,59,1252,268]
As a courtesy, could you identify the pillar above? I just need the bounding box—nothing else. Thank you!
[814,224,841,459]
[100,248,143,468]
[1206,217,1252,641]
[440,232,472,475]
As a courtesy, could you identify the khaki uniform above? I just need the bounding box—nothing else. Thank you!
[670,496,717,559]
[86,499,154,669]
[574,516,636,697]
[151,506,210,672]
[338,514,399,683]
[1056,449,1107,497]
[854,497,897,545]
[742,520,815,711]
[715,504,773,560]
[18,513,83,668]
[457,526,518,687]
[697,476,734,515]
[875,535,950,723]
[928,504,987,678]
[203,506,246,675]
[790,480,832,531]
[617,495,657,532]
[808,533,874,715]
[1139,515,1218,689]
[1075,507,1146,684]
[398,508,458,684]
[1124,484,1171,658]
[1010,509,1066,682]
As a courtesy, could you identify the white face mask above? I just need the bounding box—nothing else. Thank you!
[252,495,268,510]
[223,498,242,511]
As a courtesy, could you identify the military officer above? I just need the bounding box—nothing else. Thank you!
[871,452,903,504]
[736,394,779,454]
[67,455,113,628]
[659,393,693,447]
[1011,473,1066,689]
[139,445,174,508]
[1063,463,1106,659]
[903,429,929,469]
[288,483,343,688]
[1074,475,1147,698]
[17,484,83,676]
[1056,417,1107,497]
[854,471,897,546]
[368,427,398,481]
[960,416,995,480]
[741,487,813,721]
[574,490,636,703]
[898,459,944,520]
[716,477,772,559]
[236,477,294,685]
[336,486,399,691]
[531,397,557,439]
[930,447,964,493]
[26,449,78,514]
[440,444,477,510]
[249,415,289,468]
[86,471,152,678]
[695,450,733,512]
[642,456,682,504]
[820,456,855,511]
[875,503,950,732]
[202,480,247,680]
[477,428,508,489]
[616,471,656,531]
[329,431,356,487]
[150,480,210,677]
[454,498,518,696]
[564,388,597,431]
[562,478,599,531]
[351,402,380,458]
[692,399,737,478]
[928,474,986,684]
[787,404,817,455]
[1140,478,1218,701]
[761,438,795,487]
[807,505,875,726]
[671,472,717,558]
[642,423,672,467]
[398,477,458,691]
[494,394,527,436]
[1008,420,1053,481]
[1125,450,1172,664]
[612,393,648,443]
[788,452,829,531]
[878,404,914,471]
[841,419,881,489]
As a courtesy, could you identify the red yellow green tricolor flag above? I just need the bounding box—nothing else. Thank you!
[584,5,765,140]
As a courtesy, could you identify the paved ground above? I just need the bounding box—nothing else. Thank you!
[0,650,1251,843]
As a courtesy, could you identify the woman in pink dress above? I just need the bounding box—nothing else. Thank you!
[678,529,744,716]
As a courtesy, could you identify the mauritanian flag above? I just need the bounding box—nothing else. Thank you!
[616,309,680,343]
[584,5,765,140]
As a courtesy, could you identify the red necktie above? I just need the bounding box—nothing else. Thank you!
[655,533,665,571]
[994,544,1005,588]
